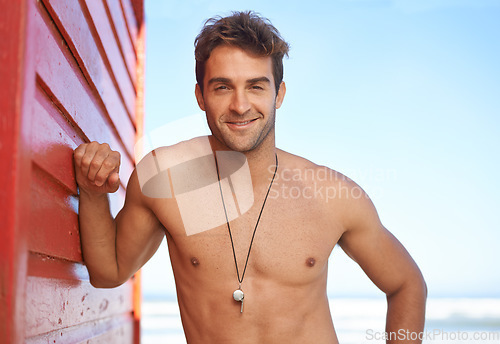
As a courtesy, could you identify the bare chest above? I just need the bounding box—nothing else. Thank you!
[156,193,343,287]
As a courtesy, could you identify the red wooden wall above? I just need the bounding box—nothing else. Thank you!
[0,0,145,342]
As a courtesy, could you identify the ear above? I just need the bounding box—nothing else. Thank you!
[195,83,206,111]
[275,81,286,109]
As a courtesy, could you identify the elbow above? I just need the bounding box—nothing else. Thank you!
[89,277,121,289]
[413,268,428,301]
[89,274,128,289]
[410,275,428,313]
[387,271,428,302]
[85,263,132,288]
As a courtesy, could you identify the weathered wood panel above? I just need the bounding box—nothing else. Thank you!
[0,0,145,341]
[23,0,144,342]
[82,0,136,115]
[27,252,89,282]
[120,0,139,54]
[42,0,136,149]
[0,0,36,341]
[0,0,144,343]
[25,315,134,344]
[105,0,137,86]
[31,82,131,209]
[29,164,81,261]
[25,276,133,337]
[34,6,135,173]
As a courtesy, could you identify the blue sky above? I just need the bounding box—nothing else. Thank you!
[141,0,500,298]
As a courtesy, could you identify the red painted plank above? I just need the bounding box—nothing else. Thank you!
[23,1,144,343]
[0,0,36,342]
[29,163,126,261]
[25,276,133,337]
[131,6,146,342]
[120,0,138,51]
[83,320,133,344]
[29,163,81,262]
[26,316,134,344]
[105,0,137,86]
[25,275,134,337]
[32,84,134,193]
[40,0,136,147]
[131,0,144,26]
[32,86,82,193]
[120,0,139,42]
[34,6,136,168]
[134,21,146,153]
[132,270,142,344]
[82,0,136,114]
[28,251,90,282]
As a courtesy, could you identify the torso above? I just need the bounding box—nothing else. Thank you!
[147,149,346,343]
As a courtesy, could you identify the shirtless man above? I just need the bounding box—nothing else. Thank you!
[74,11,426,344]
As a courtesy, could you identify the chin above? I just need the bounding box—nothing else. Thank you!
[223,130,273,153]
[225,141,256,153]
[213,133,253,152]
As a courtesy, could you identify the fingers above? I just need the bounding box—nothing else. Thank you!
[78,142,101,181]
[107,171,121,192]
[94,151,120,187]
[74,142,121,190]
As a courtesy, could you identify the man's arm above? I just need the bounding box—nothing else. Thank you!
[74,142,165,288]
[336,180,427,344]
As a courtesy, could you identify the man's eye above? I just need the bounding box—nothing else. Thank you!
[251,85,264,90]
[215,85,229,90]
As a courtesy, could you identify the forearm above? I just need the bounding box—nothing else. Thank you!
[78,190,122,287]
[386,278,427,344]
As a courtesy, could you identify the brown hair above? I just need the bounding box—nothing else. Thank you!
[194,11,289,95]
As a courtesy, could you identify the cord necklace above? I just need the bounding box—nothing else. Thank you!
[214,152,278,313]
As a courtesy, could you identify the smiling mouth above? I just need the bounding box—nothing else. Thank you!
[227,119,257,126]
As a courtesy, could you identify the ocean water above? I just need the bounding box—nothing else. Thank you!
[141,298,500,344]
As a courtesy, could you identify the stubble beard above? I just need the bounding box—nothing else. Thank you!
[208,102,277,153]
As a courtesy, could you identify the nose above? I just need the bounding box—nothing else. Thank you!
[228,90,251,115]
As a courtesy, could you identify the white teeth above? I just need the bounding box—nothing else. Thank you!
[232,120,252,125]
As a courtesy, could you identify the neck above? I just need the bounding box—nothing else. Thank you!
[245,145,277,188]
[209,133,278,188]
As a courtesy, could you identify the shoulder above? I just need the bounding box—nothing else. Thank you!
[276,149,335,178]
[276,149,361,194]
[133,137,207,199]
[276,149,374,229]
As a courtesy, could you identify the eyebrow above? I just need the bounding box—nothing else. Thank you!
[207,76,271,86]
[207,77,231,85]
[247,77,271,84]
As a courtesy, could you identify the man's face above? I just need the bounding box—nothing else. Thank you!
[195,45,285,152]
